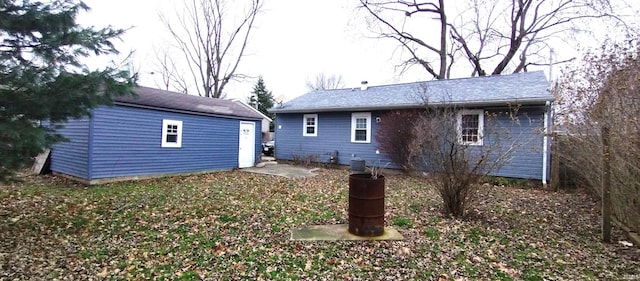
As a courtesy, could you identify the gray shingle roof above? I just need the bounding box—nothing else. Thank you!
[114,86,263,120]
[270,71,553,113]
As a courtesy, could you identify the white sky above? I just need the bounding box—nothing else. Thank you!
[78,0,639,102]
[78,0,416,102]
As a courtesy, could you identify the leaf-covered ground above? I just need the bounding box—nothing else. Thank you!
[0,169,638,280]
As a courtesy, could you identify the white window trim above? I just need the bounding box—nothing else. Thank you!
[351,112,371,143]
[457,109,484,146]
[161,119,183,148]
[303,114,318,137]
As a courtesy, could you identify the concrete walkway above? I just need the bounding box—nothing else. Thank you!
[242,162,319,179]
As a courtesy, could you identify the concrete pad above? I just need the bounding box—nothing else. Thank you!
[290,224,404,241]
[242,163,318,178]
[262,156,276,162]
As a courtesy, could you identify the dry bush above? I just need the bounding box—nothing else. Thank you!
[413,107,517,218]
[375,110,425,172]
[291,153,321,167]
[554,38,640,234]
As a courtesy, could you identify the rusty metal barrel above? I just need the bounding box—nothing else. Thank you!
[348,173,385,237]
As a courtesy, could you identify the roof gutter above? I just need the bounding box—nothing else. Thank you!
[269,97,555,114]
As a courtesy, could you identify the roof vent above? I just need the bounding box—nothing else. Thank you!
[360,81,368,91]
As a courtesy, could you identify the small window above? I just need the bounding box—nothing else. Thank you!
[162,119,183,148]
[303,114,318,137]
[351,112,371,143]
[457,110,484,146]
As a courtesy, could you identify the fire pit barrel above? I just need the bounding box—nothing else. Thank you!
[348,173,385,236]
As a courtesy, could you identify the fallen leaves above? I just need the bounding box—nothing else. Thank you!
[0,170,638,280]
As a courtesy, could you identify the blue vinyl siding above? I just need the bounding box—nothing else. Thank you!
[275,107,548,180]
[49,117,90,179]
[86,105,259,180]
[481,108,546,179]
[275,111,392,167]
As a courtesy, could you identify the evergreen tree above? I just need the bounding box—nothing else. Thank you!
[247,76,274,131]
[0,0,135,181]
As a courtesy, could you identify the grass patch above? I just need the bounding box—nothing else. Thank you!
[219,213,239,223]
[522,268,544,281]
[484,176,533,187]
[177,271,202,280]
[467,227,483,244]
[0,170,635,280]
[408,202,423,213]
[391,216,414,228]
[424,226,441,240]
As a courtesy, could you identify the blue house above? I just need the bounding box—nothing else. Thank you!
[270,71,554,183]
[49,86,263,184]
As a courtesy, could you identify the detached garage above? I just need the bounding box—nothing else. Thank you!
[49,86,263,184]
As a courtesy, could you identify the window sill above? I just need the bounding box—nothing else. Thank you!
[161,144,182,148]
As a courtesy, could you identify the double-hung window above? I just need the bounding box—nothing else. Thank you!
[351,112,371,143]
[162,119,183,148]
[303,114,318,136]
[457,110,484,146]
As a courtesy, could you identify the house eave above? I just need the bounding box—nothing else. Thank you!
[229,99,273,122]
[270,97,555,114]
[114,101,263,121]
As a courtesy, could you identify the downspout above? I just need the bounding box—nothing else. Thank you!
[542,49,554,186]
[542,101,550,185]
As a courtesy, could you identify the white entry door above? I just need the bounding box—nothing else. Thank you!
[238,121,256,168]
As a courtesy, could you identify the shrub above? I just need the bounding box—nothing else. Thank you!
[554,38,640,234]
[375,110,425,172]
[291,153,321,167]
[376,97,518,218]
[413,107,517,218]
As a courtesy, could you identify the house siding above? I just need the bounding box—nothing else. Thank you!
[49,117,91,179]
[275,111,391,167]
[275,107,547,180]
[86,105,260,180]
[482,107,546,179]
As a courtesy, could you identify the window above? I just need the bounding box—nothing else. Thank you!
[303,114,318,136]
[457,110,484,146]
[161,119,183,148]
[351,112,371,143]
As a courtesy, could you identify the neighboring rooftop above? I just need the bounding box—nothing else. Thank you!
[114,86,263,120]
[270,71,553,113]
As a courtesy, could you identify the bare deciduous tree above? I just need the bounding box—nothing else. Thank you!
[305,73,345,91]
[359,0,627,79]
[151,46,188,94]
[359,0,449,79]
[160,0,261,98]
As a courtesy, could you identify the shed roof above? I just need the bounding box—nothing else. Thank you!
[114,86,263,120]
[230,99,273,122]
[270,71,553,113]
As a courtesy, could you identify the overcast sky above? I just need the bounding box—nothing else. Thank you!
[78,0,639,102]
[79,0,416,102]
